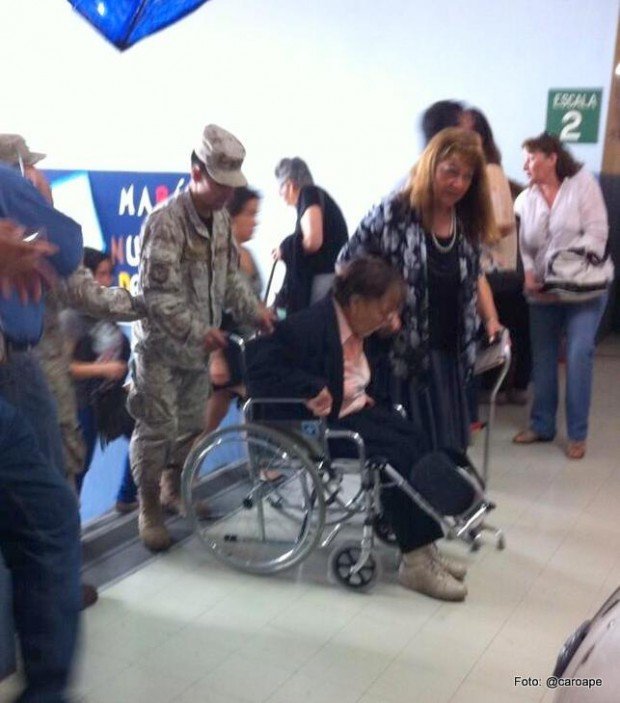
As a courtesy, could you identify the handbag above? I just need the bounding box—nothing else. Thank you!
[474,327,511,376]
[541,247,614,302]
[92,381,135,446]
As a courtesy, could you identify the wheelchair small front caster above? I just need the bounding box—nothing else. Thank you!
[328,541,380,592]
[496,533,506,550]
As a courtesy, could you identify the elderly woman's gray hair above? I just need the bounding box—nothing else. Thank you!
[274,157,314,188]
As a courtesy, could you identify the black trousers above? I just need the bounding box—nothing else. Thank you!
[490,287,532,391]
[330,405,443,553]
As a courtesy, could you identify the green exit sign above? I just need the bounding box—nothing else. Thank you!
[546,89,602,143]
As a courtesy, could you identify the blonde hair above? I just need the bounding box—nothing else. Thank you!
[402,127,498,245]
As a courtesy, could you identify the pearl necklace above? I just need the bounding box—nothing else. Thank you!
[431,211,457,253]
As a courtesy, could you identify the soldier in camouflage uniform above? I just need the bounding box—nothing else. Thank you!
[0,134,144,493]
[129,124,272,551]
[37,266,144,488]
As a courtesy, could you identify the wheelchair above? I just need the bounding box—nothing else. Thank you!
[181,338,506,591]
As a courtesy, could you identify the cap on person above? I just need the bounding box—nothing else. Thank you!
[194,124,247,188]
[0,134,46,167]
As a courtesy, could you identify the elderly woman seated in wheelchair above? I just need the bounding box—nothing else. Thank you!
[244,256,475,601]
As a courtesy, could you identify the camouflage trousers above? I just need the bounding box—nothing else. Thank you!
[37,353,86,483]
[127,354,211,491]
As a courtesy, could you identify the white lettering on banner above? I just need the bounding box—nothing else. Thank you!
[118,179,187,219]
[552,93,598,110]
[138,187,153,217]
[119,185,136,216]
[126,234,141,267]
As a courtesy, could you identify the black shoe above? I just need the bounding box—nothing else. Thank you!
[81,583,99,610]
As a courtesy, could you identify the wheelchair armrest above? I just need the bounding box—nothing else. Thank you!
[242,397,325,427]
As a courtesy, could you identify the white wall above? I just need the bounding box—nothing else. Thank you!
[1,0,618,266]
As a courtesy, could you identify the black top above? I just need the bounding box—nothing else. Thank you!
[425,232,460,351]
[276,185,348,314]
[296,185,348,275]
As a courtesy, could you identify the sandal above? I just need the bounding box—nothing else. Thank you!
[566,441,586,460]
[512,429,553,444]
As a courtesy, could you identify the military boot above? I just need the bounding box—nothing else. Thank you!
[160,468,185,516]
[161,468,210,519]
[138,486,171,552]
[398,546,467,601]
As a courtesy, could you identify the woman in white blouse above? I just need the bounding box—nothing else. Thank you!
[513,133,610,459]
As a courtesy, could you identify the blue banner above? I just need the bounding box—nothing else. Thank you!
[45,169,187,293]
[68,0,211,50]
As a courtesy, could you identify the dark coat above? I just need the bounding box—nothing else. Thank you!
[246,296,345,422]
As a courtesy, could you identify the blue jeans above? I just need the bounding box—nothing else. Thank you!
[529,294,607,442]
[0,394,81,703]
[0,351,65,478]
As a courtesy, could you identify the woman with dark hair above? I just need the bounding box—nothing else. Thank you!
[467,108,531,404]
[273,157,348,314]
[421,100,466,145]
[204,186,263,434]
[248,256,469,601]
[338,128,502,451]
[513,133,611,459]
[62,247,137,509]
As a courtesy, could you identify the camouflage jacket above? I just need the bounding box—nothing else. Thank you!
[36,265,144,476]
[37,264,144,382]
[132,189,260,369]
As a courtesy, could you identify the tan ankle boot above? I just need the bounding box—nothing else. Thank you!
[160,468,210,520]
[160,468,185,516]
[138,487,171,552]
[429,543,467,581]
[399,546,467,601]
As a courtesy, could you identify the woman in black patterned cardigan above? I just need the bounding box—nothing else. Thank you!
[338,128,501,451]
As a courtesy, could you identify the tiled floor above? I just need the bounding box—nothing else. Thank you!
[2,343,620,702]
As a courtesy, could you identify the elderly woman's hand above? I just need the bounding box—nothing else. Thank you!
[271,247,282,262]
[306,387,333,417]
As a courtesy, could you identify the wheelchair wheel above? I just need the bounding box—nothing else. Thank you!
[182,423,326,575]
[328,540,380,592]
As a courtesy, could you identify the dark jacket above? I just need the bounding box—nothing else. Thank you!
[246,296,391,422]
[247,296,344,421]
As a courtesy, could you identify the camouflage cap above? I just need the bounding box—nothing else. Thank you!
[195,124,247,188]
[0,134,46,167]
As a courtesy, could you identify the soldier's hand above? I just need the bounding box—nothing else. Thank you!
[305,387,333,417]
[204,328,228,353]
[255,304,276,334]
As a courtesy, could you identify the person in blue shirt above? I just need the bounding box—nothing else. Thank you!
[0,161,83,703]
